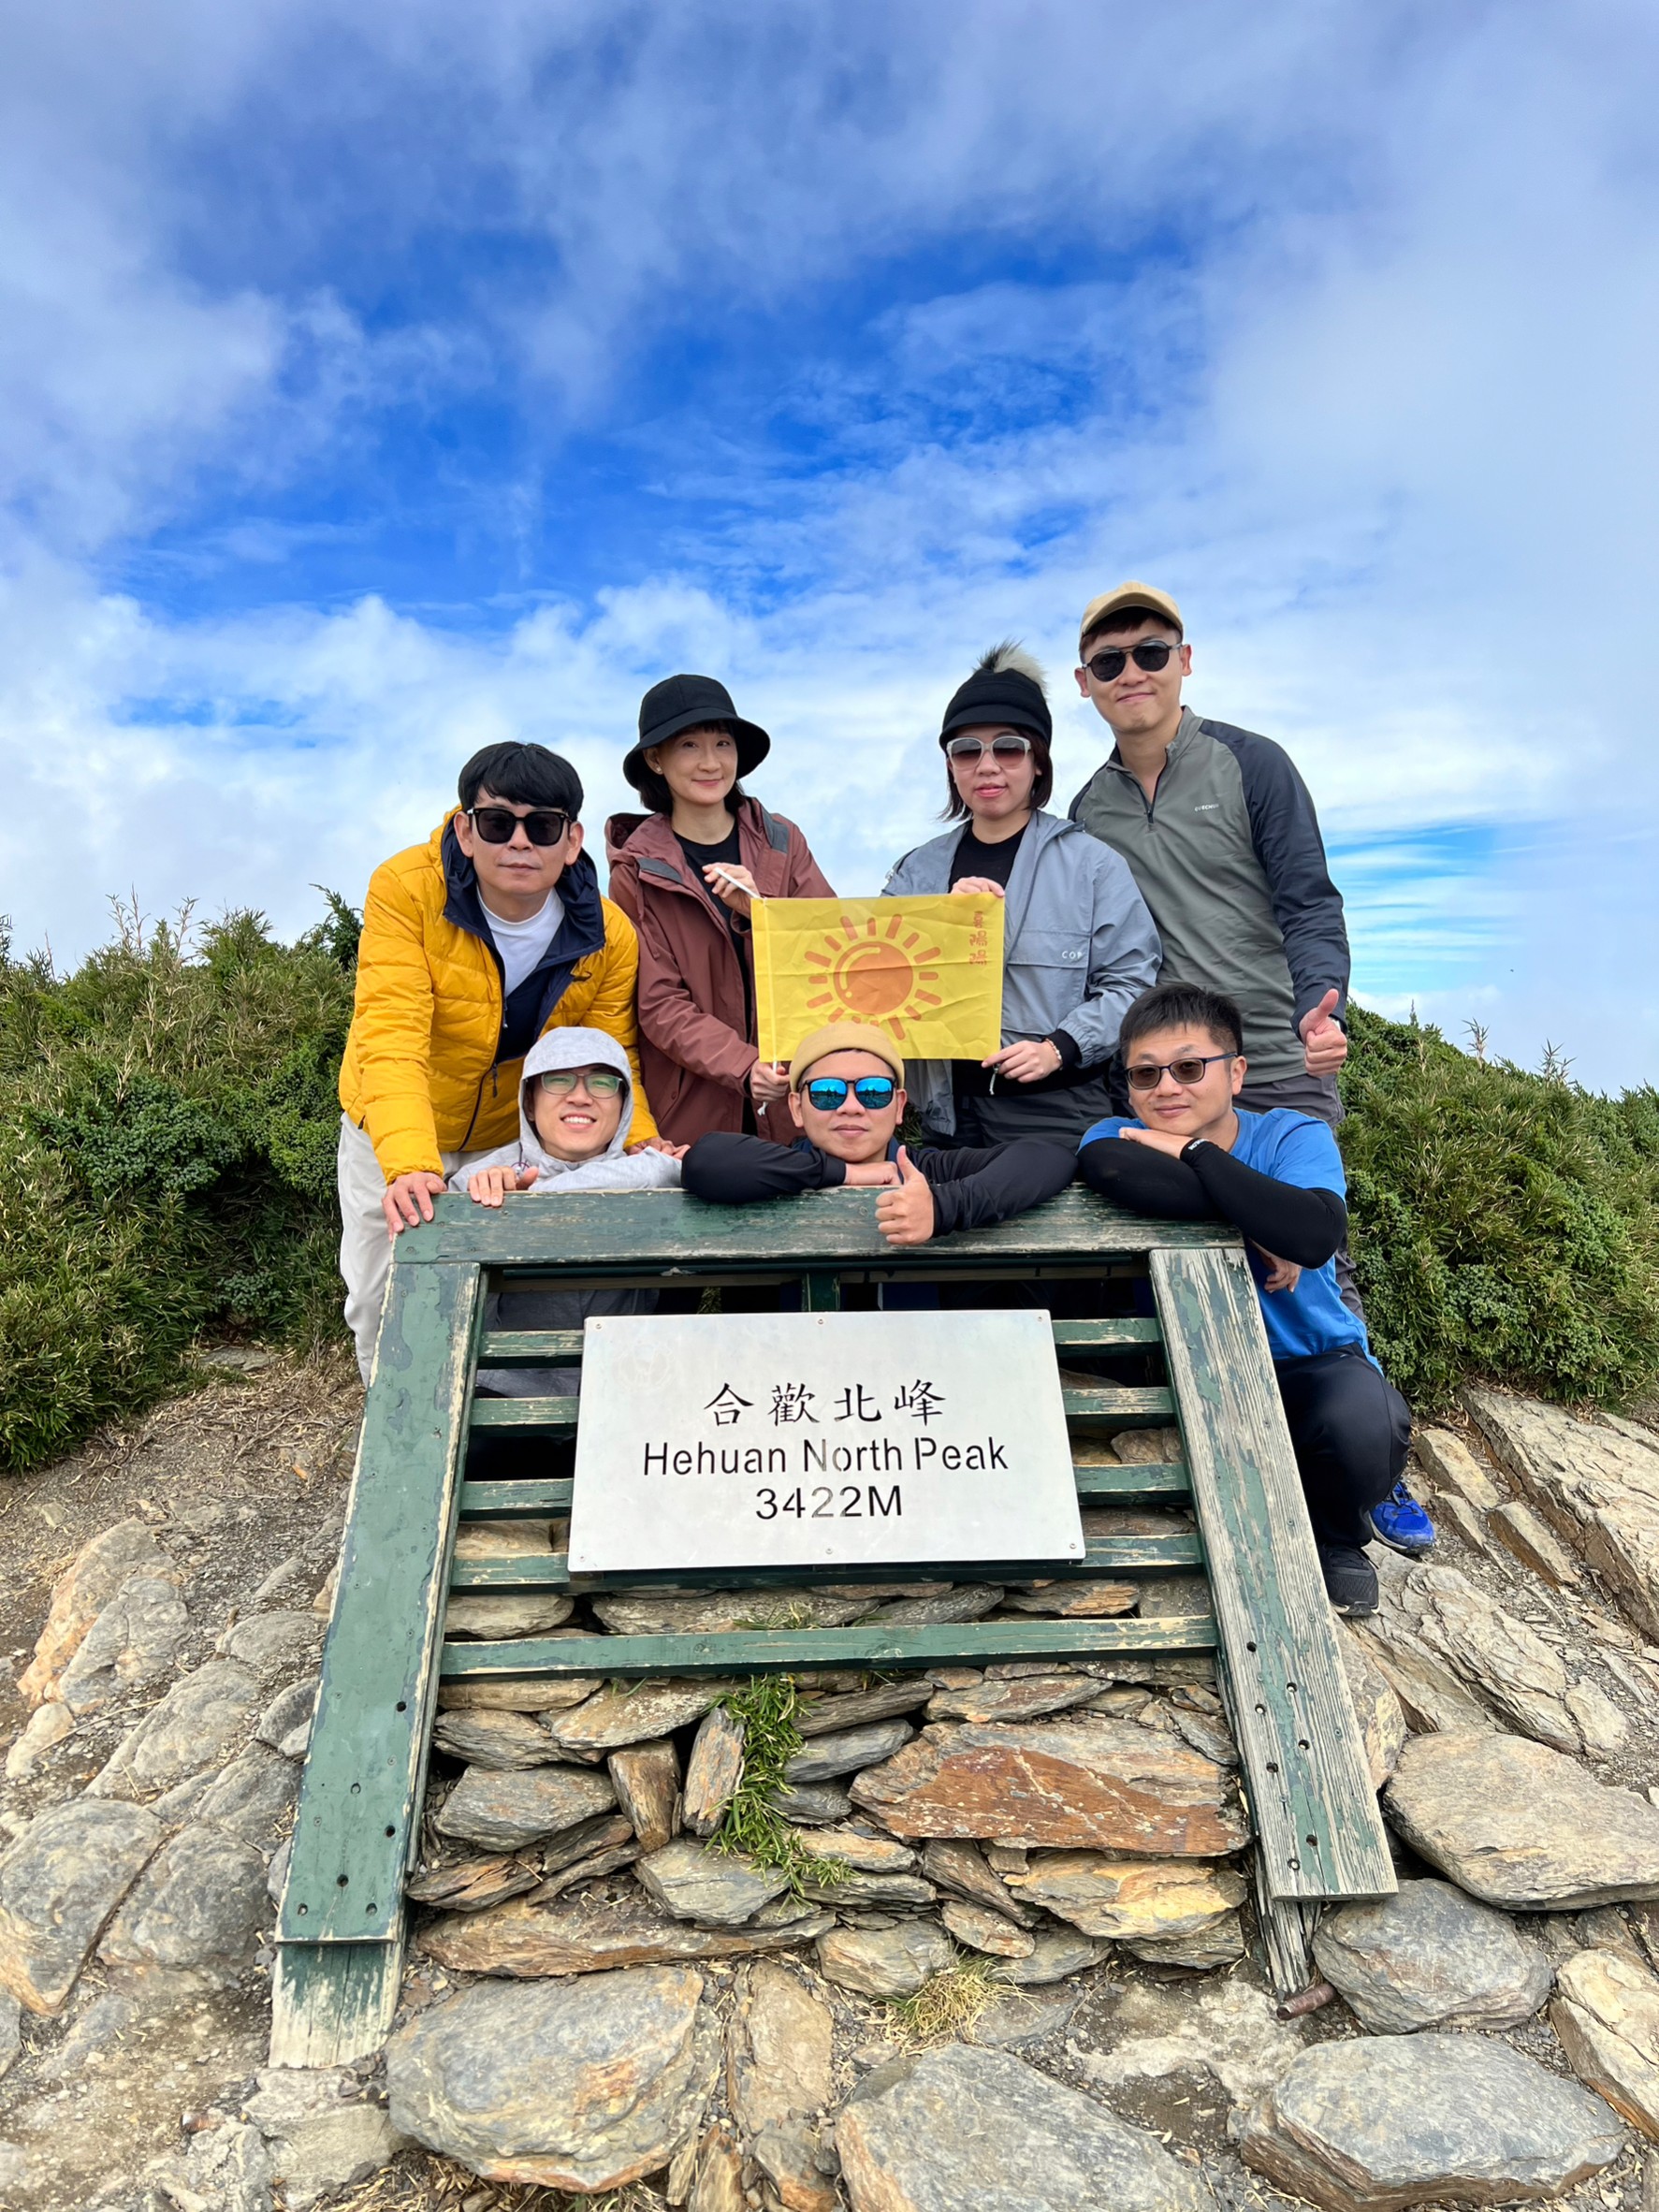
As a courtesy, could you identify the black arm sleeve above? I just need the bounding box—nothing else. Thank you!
[681,1132,845,1204]
[1079,1134,1346,1265]
[916,1140,1076,1236]
[1209,721,1350,1034]
[1184,1144,1346,1266]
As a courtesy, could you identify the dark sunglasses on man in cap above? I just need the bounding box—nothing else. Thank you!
[1082,641,1180,684]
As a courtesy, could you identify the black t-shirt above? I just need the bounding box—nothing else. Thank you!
[951,818,1026,891]
[946,818,1082,1093]
[677,819,756,1063]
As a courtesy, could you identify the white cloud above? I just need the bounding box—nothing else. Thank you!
[0,0,1655,1087]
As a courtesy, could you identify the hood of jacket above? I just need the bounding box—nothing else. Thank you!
[517,1026,638,1177]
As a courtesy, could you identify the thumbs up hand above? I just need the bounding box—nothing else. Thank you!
[1298,988,1348,1075]
[874,1146,937,1246]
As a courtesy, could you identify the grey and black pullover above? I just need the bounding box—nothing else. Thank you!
[1068,708,1348,1083]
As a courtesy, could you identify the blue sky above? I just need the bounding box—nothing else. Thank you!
[2,0,1655,1087]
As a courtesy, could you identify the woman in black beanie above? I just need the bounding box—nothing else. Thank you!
[881,644,1161,1149]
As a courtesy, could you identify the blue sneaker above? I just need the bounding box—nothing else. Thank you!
[1366,1481,1436,1556]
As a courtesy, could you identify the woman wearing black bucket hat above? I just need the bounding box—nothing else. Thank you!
[606,674,836,1145]
[881,643,1162,1150]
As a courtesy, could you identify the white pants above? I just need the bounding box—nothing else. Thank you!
[336,1115,499,1382]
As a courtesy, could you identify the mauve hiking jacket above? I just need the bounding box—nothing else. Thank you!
[605,798,835,1144]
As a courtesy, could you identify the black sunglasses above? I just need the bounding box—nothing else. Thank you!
[467,805,571,847]
[802,1076,897,1112]
[1083,641,1179,683]
[944,734,1034,763]
[1125,1052,1236,1092]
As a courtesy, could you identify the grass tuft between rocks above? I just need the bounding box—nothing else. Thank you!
[883,1949,1000,2044]
[332,2149,669,2209]
[712,1675,849,1894]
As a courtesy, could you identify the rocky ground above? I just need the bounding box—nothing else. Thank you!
[4,1360,1659,2210]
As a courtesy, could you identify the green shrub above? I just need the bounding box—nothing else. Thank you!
[0,895,1652,1472]
[1340,1005,1659,1411]
[0,900,357,1471]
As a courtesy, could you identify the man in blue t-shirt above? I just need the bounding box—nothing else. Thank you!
[1078,982,1412,1616]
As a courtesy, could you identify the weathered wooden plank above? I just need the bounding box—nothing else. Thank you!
[473,1317,1163,1367]
[478,1328,585,1365]
[269,1934,404,2067]
[466,1384,1174,1433]
[1250,1853,1317,1996]
[280,1258,482,1946]
[399,1186,1237,1269]
[454,1459,1192,1520]
[440,1613,1218,1678]
[1073,1462,1188,1498]
[1051,1317,1163,1346]
[448,1531,1203,1593]
[1151,1245,1394,1905]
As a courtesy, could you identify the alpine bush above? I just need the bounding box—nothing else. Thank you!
[0,899,1652,1472]
[1340,1005,1659,1411]
[0,896,357,1471]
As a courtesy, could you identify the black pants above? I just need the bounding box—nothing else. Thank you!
[1275,1346,1410,1549]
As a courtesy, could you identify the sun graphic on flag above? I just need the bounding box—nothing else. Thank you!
[802,910,945,1041]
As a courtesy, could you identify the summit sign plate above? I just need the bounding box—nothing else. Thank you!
[567,1309,1084,1575]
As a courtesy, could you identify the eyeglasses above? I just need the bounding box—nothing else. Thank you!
[802,1076,897,1112]
[468,806,572,847]
[1125,1053,1236,1092]
[1083,641,1179,683]
[944,734,1034,764]
[538,1069,624,1097]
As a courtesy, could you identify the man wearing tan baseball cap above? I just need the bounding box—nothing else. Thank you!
[680,1017,1072,1245]
[1068,581,1350,1113]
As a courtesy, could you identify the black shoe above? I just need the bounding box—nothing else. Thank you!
[1317,1541,1379,1616]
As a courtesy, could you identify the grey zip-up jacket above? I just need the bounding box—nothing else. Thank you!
[1069,708,1348,1084]
[881,809,1161,1138]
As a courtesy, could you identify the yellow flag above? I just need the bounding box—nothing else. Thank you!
[752,895,1005,1065]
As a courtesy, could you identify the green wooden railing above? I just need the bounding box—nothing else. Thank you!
[270,1185,1392,2064]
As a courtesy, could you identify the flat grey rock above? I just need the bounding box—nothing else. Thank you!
[993,1928,1111,1985]
[96,1659,263,1795]
[1236,2032,1625,2209]
[142,2116,271,2212]
[243,2064,410,2209]
[58,1573,189,1716]
[432,1764,616,1851]
[1385,1731,1659,1908]
[784,1719,914,1783]
[190,1744,301,1850]
[431,1708,560,1769]
[968,1981,1084,2047]
[1314,1877,1553,2031]
[817,1920,952,1999]
[42,1989,135,2082]
[0,1798,162,2014]
[221,1608,325,1685]
[255,1674,318,1750]
[386,1966,720,2191]
[774,1782,853,1826]
[636,1839,790,1928]
[859,1585,1004,1625]
[0,1990,19,2079]
[100,1822,269,1980]
[837,2042,1211,2210]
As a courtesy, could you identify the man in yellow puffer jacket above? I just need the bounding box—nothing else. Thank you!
[337,740,660,1376]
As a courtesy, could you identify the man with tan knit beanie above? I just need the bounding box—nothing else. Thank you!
[680,1020,1074,1244]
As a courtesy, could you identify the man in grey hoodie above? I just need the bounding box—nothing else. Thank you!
[441,1026,682,1395]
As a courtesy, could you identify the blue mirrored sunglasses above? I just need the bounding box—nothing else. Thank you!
[803,1076,897,1112]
